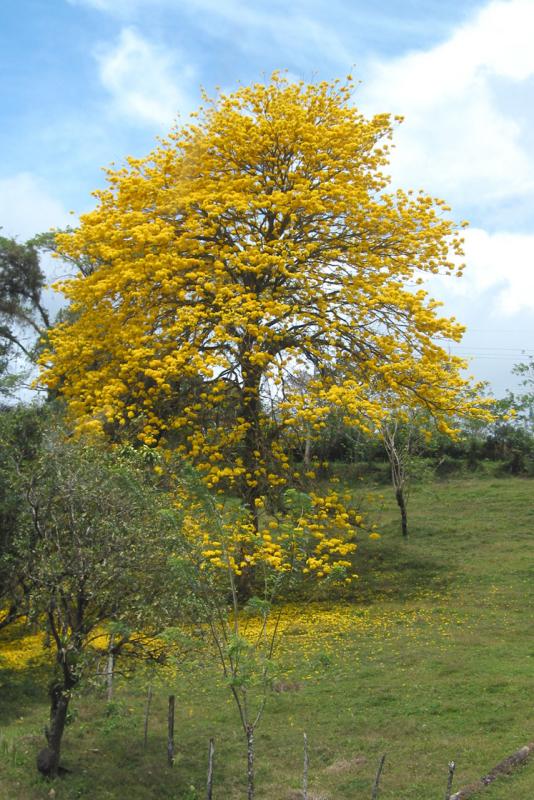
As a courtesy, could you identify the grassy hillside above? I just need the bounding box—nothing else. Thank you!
[1,476,533,799]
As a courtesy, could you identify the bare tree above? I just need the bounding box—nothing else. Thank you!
[380,417,411,538]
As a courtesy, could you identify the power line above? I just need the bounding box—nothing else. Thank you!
[451,346,534,352]
[466,328,534,334]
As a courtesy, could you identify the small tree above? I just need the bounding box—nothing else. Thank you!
[380,392,495,535]
[10,432,179,777]
[168,466,358,800]
[506,359,534,432]
[381,416,411,538]
[0,403,48,628]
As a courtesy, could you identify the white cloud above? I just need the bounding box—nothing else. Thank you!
[428,227,534,316]
[359,0,534,206]
[0,173,71,240]
[95,27,194,127]
[463,228,534,315]
[0,173,72,353]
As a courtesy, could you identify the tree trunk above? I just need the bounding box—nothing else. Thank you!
[303,433,312,471]
[449,742,534,800]
[0,599,23,631]
[106,634,114,702]
[395,487,408,538]
[37,682,71,778]
[237,364,263,600]
[167,695,175,767]
[235,555,254,602]
[242,370,263,530]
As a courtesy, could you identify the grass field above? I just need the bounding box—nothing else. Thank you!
[1,475,533,799]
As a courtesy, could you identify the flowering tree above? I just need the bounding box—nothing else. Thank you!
[41,75,484,588]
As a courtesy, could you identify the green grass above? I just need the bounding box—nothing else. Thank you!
[1,475,534,799]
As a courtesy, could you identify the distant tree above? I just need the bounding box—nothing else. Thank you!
[482,412,534,475]
[0,234,50,361]
[453,384,534,475]
[0,233,54,398]
[508,358,534,431]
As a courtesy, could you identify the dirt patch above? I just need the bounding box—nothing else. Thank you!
[324,755,367,774]
[272,680,302,693]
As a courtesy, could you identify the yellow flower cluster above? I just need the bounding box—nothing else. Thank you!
[178,484,359,581]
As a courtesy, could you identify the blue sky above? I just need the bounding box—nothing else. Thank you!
[1,0,534,395]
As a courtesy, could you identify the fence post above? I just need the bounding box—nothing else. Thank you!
[143,684,152,749]
[303,733,309,800]
[445,760,456,800]
[371,753,386,799]
[167,695,175,767]
[207,738,215,800]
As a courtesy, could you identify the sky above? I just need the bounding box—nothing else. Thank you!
[1,0,534,396]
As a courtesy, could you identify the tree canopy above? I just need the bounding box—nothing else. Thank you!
[40,76,486,577]
[0,234,49,361]
[0,234,52,397]
[8,430,179,775]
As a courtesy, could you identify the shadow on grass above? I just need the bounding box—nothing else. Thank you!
[0,659,50,726]
[357,533,453,601]
[55,701,219,800]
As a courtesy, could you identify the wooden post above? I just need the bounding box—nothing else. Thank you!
[371,753,386,800]
[167,695,175,767]
[445,760,456,800]
[143,684,152,749]
[303,732,309,800]
[106,634,114,702]
[206,738,215,800]
[246,723,254,800]
[449,741,534,800]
